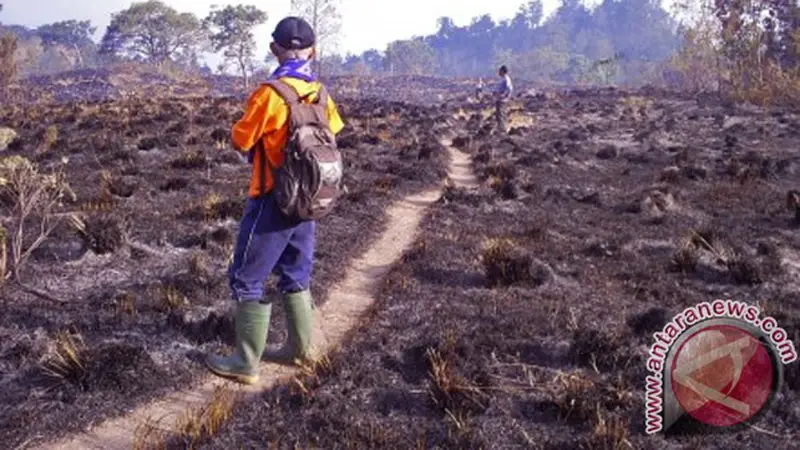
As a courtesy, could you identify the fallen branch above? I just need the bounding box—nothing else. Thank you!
[744,423,792,440]
[513,420,536,447]
[128,240,169,258]
[15,279,67,304]
[12,436,38,450]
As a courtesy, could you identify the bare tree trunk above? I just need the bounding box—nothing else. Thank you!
[0,228,7,284]
[239,57,249,89]
[313,0,321,76]
[73,44,84,68]
[318,46,324,79]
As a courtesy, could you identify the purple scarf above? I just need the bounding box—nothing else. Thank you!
[269,59,317,82]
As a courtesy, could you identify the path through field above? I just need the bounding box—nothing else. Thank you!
[36,138,478,450]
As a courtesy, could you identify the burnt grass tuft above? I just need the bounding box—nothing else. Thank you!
[167,310,235,345]
[200,91,800,449]
[171,149,209,170]
[788,190,800,225]
[38,339,164,399]
[78,212,129,254]
[482,238,534,287]
[482,237,553,288]
[627,307,670,335]
[570,327,637,372]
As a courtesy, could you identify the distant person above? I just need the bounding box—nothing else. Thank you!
[476,77,485,99]
[494,65,513,133]
[206,16,345,385]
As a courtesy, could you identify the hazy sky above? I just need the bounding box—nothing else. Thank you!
[1,0,585,62]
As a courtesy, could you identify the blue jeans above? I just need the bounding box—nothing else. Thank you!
[228,194,315,302]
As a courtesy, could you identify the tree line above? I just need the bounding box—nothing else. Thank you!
[0,0,333,88]
[2,0,679,86]
[1,0,799,102]
[332,0,681,86]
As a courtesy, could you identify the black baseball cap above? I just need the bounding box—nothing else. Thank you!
[272,16,316,50]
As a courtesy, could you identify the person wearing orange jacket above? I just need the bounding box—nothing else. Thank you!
[206,16,345,385]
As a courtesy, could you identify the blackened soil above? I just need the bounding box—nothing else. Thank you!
[0,94,449,447]
[200,91,800,449]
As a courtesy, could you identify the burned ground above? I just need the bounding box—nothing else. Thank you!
[1,78,799,449]
[199,92,800,449]
[0,94,449,448]
[7,69,482,107]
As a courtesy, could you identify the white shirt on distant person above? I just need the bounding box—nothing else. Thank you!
[496,74,513,99]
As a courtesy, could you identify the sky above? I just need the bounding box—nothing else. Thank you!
[0,0,583,65]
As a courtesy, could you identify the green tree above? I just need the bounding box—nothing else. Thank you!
[36,20,96,67]
[467,14,496,72]
[515,46,569,82]
[364,50,383,70]
[100,0,205,65]
[385,38,437,75]
[492,46,514,70]
[319,53,344,75]
[670,0,800,103]
[332,0,681,84]
[435,17,457,41]
[0,32,16,91]
[504,1,544,52]
[290,0,342,76]
[264,51,277,70]
[0,2,15,88]
[204,5,267,89]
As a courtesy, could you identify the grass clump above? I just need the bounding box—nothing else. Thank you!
[676,228,767,285]
[115,291,137,318]
[426,347,487,416]
[546,370,597,422]
[481,237,547,287]
[73,213,128,255]
[184,192,243,222]
[159,285,188,312]
[787,190,800,225]
[41,331,87,387]
[289,354,336,403]
[133,386,238,450]
[40,125,59,152]
[174,386,237,446]
[585,409,632,450]
[171,149,208,170]
[670,235,699,273]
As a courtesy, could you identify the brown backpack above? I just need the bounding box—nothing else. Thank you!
[258,79,343,221]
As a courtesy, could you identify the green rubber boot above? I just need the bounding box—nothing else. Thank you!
[206,301,271,385]
[263,290,314,365]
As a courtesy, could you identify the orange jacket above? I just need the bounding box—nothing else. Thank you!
[231,77,345,198]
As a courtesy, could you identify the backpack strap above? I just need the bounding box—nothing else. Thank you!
[256,79,330,197]
[254,80,291,198]
[267,79,330,129]
[264,79,301,104]
[265,79,329,108]
[305,85,330,127]
[316,84,329,109]
[256,138,267,197]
